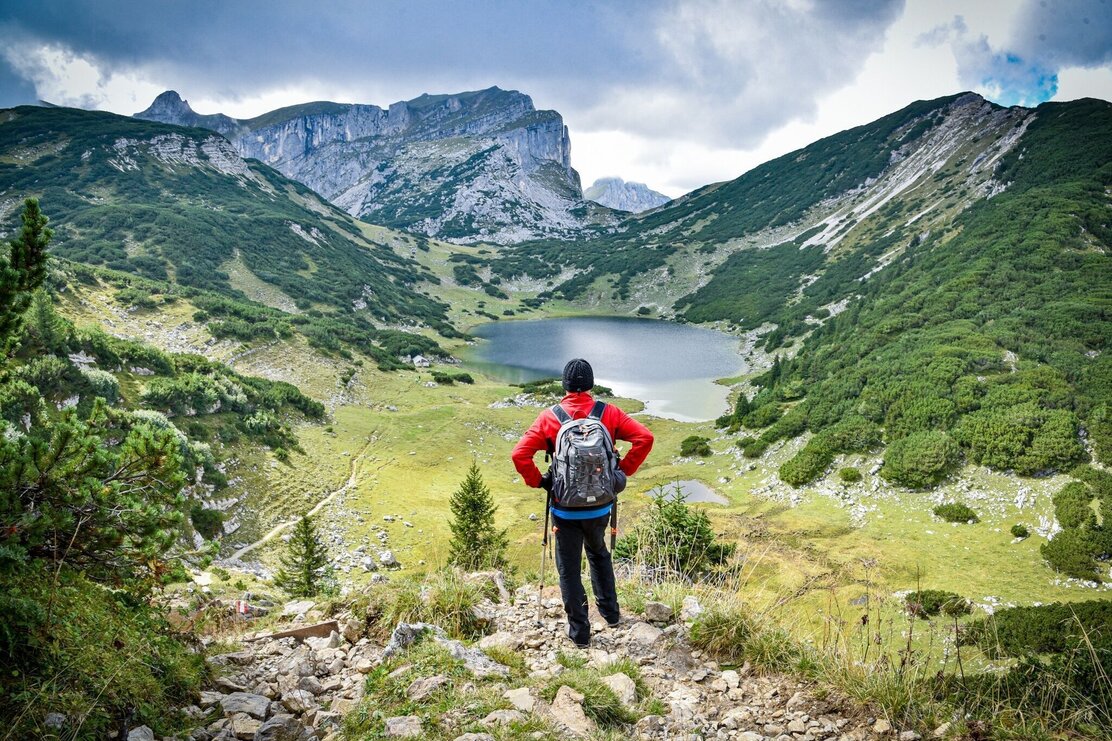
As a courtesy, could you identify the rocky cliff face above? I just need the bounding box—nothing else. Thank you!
[137,88,614,243]
[584,176,671,213]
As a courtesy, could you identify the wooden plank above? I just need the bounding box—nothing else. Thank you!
[245,620,338,642]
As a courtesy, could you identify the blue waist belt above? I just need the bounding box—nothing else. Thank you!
[551,503,612,520]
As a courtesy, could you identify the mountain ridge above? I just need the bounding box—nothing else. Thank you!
[135,87,617,243]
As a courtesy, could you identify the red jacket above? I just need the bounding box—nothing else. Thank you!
[511,392,654,488]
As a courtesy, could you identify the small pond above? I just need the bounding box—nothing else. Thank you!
[660,479,729,505]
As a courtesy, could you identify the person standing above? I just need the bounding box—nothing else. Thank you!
[511,358,654,647]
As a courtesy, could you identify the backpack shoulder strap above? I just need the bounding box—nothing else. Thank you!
[550,403,572,425]
[588,400,607,421]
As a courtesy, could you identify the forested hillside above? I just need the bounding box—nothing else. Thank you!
[485,94,1110,490]
[752,99,1110,483]
[0,200,331,736]
[0,106,457,366]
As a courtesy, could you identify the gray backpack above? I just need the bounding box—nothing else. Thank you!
[549,401,618,509]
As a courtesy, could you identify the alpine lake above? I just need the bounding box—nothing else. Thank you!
[463,316,748,423]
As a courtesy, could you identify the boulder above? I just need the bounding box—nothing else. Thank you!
[481,709,525,726]
[281,600,315,617]
[478,631,524,652]
[254,713,314,741]
[643,601,674,624]
[628,621,664,648]
[602,672,637,706]
[406,674,450,701]
[127,726,155,741]
[384,715,422,738]
[340,618,364,643]
[379,551,398,567]
[549,685,596,737]
[228,712,262,739]
[297,675,323,695]
[503,686,535,713]
[280,689,317,714]
[219,692,271,720]
[199,690,225,707]
[680,596,703,622]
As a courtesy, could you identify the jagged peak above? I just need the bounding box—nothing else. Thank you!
[135,90,194,118]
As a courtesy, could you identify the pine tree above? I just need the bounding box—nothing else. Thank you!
[274,515,332,597]
[0,198,52,354]
[448,461,507,570]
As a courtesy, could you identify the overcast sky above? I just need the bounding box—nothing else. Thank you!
[2,0,1110,197]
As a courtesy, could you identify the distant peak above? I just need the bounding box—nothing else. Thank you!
[136,90,194,118]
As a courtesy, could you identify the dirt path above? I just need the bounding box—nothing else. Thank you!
[227,438,381,562]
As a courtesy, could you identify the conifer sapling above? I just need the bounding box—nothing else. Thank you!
[448,461,508,570]
[275,515,333,597]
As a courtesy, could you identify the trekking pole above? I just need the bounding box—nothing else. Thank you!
[536,492,551,622]
[610,498,618,551]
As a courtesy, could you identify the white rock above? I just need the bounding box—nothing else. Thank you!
[602,672,637,706]
[628,621,664,647]
[549,685,597,737]
[503,686,535,713]
[384,715,423,738]
[680,596,704,622]
[127,726,154,741]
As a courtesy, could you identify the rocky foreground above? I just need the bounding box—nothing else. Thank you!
[134,577,931,741]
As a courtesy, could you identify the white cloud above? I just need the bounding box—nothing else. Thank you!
[2,41,164,110]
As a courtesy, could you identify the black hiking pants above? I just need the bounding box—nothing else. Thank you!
[553,513,619,646]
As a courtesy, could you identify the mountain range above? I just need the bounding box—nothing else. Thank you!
[3,89,1108,481]
[135,88,616,243]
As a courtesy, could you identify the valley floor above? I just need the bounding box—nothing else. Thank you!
[57,275,1107,655]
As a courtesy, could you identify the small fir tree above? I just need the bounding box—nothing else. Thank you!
[275,515,332,597]
[1,198,52,354]
[448,461,508,570]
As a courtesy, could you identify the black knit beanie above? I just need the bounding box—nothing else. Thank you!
[561,358,594,392]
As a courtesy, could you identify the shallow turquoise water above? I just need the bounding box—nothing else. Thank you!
[465,316,746,422]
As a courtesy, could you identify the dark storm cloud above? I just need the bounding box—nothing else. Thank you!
[0,1,654,108]
[0,0,905,150]
[0,58,37,107]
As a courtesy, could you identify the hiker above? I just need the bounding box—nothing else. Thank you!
[511,358,654,648]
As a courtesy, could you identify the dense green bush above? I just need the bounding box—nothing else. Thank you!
[0,567,207,738]
[190,505,224,540]
[904,589,972,618]
[955,403,1083,475]
[1053,482,1096,529]
[680,435,712,457]
[881,431,961,488]
[966,600,1112,657]
[779,416,882,486]
[779,446,832,486]
[742,403,783,429]
[1041,529,1104,582]
[933,502,979,523]
[1011,523,1029,539]
[741,438,769,458]
[838,467,862,483]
